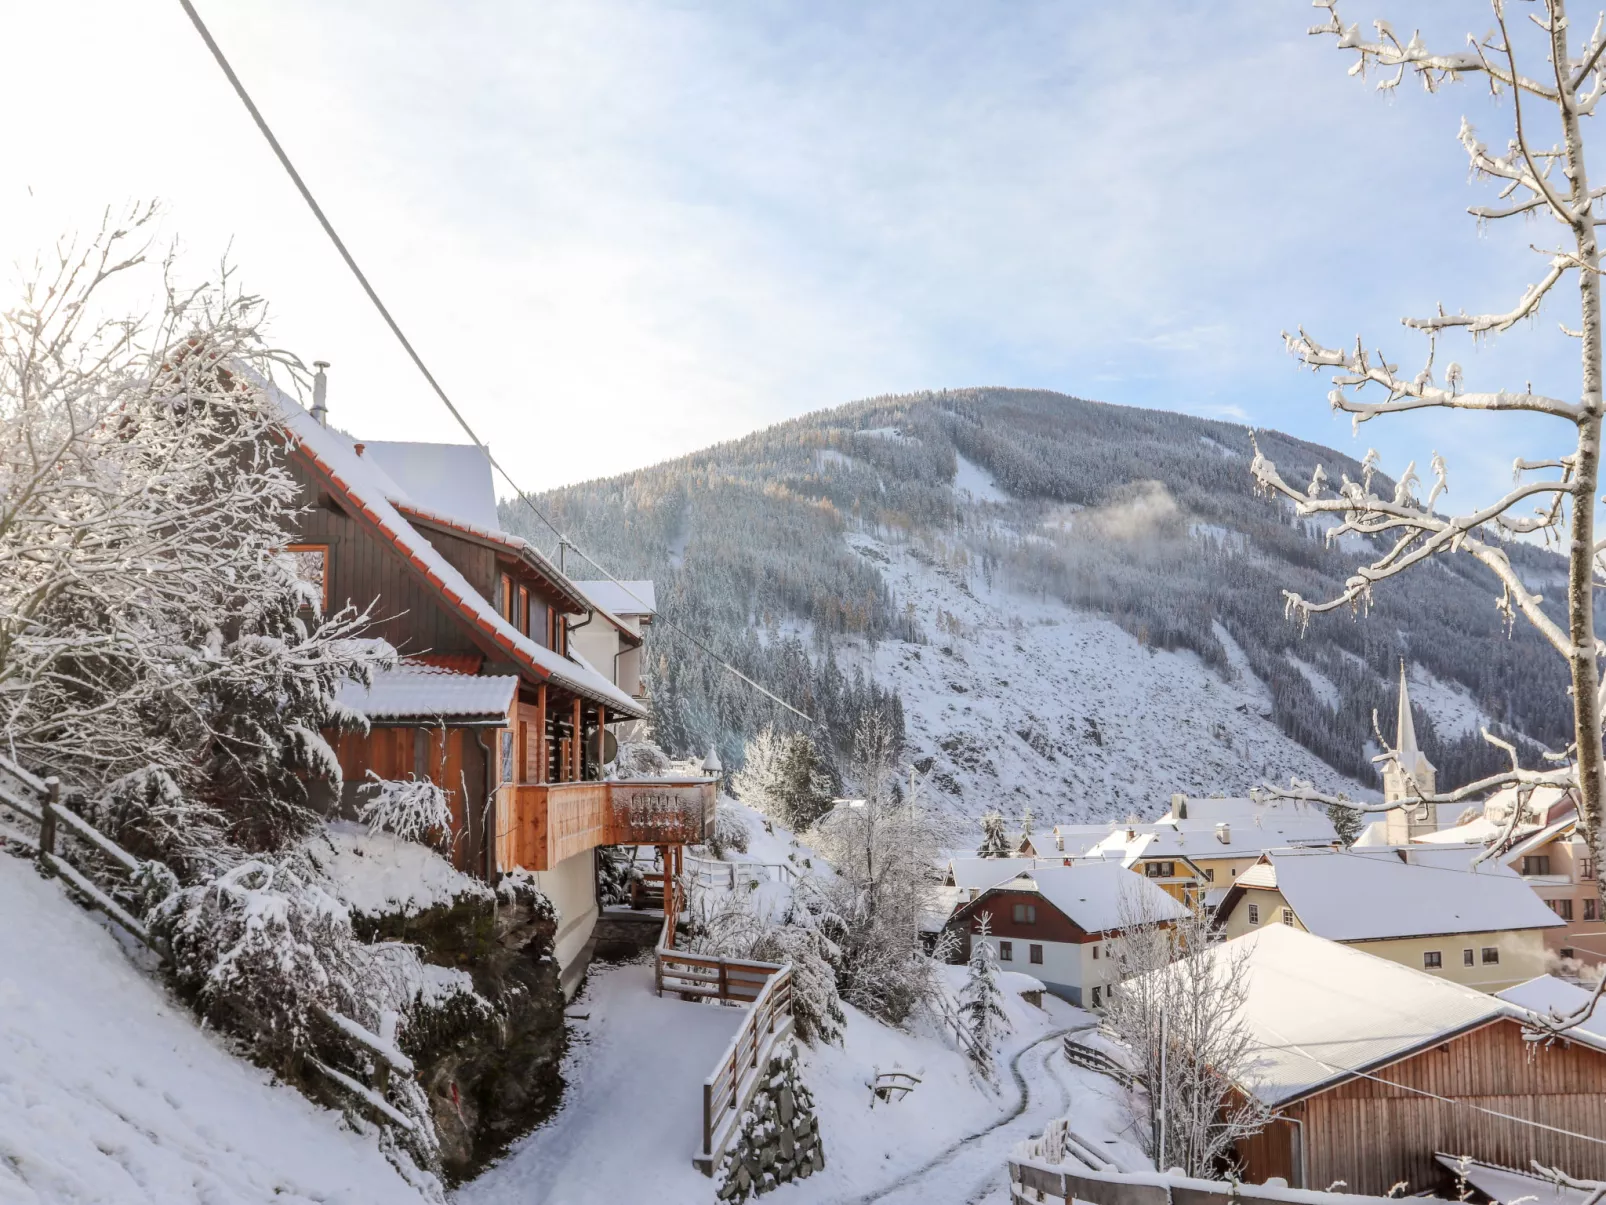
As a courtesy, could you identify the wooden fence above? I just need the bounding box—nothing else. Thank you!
[684,853,798,890]
[0,754,422,1138]
[1062,1033,1137,1089]
[1008,1153,1408,1205]
[693,963,795,1175]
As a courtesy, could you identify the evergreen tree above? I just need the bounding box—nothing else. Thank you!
[1018,807,1035,851]
[1327,801,1363,847]
[960,913,1008,1079]
[976,812,1011,858]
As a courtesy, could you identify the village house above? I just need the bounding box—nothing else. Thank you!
[1418,786,1604,967]
[1215,847,1564,992]
[1212,926,1606,1194]
[568,579,655,740]
[952,862,1186,1007]
[267,372,712,994]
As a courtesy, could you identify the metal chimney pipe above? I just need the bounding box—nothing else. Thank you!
[310,360,330,426]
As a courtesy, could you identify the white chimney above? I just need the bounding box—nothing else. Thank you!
[310,360,330,426]
[1171,793,1187,818]
[1216,822,1231,845]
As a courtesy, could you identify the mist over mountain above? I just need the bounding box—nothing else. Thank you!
[503,388,1572,825]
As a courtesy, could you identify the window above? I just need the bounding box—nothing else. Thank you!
[1281,908,1295,927]
[1583,858,1599,881]
[1463,949,1474,967]
[1552,898,1575,921]
[1586,899,1599,922]
[281,544,329,611]
[998,941,1013,962]
[1091,986,1102,1008]
[1523,855,1553,876]
[1012,903,1037,924]
[1247,903,1260,925]
[499,730,515,783]
[1423,951,1442,969]
[1204,868,1215,882]
[1561,947,1576,960]
[1142,861,1177,878]
[499,574,513,621]
[1030,944,1043,965]
[1091,944,1100,961]
[517,585,530,636]
[1482,947,1500,965]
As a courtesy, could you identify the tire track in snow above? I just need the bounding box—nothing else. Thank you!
[842,1026,1081,1205]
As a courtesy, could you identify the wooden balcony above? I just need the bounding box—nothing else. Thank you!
[495,777,717,871]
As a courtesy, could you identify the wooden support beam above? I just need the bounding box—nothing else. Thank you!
[571,697,582,781]
[536,684,548,784]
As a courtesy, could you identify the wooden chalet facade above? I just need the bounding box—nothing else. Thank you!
[268,376,712,990]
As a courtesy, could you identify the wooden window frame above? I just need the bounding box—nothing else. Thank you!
[998,940,1013,962]
[1281,908,1295,926]
[518,584,530,636]
[284,543,330,612]
[1423,950,1442,969]
[1247,903,1260,925]
[1029,944,1043,965]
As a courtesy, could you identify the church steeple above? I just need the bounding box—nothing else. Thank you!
[1383,659,1438,839]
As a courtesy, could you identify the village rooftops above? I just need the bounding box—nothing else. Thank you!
[1085,811,1338,863]
[945,855,1046,896]
[262,376,644,718]
[570,579,656,619]
[1220,848,1566,942]
[1185,925,1509,1105]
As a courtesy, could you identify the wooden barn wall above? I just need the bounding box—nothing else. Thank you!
[286,457,492,660]
[964,889,1090,945]
[1236,1019,1606,1195]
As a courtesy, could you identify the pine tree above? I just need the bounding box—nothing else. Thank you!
[960,913,1008,1079]
[976,812,1011,858]
[1327,801,1363,847]
[1018,807,1035,851]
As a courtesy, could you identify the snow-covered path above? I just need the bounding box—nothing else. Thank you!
[836,1027,1083,1205]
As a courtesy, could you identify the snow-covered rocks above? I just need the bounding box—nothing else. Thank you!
[716,1042,826,1201]
[307,822,495,926]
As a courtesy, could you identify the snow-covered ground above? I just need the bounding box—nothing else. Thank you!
[842,533,1367,826]
[0,858,427,1205]
[952,454,1012,504]
[455,956,1117,1205]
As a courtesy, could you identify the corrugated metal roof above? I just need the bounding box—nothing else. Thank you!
[335,666,517,721]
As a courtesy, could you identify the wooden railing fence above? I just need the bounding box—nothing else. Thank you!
[0,753,424,1138]
[693,963,795,1175]
[684,852,799,890]
[1062,1033,1137,1089]
[1008,1152,1408,1205]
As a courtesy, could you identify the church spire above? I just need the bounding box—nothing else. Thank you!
[1396,659,1421,763]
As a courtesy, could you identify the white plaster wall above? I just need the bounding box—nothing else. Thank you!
[529,847,599,994]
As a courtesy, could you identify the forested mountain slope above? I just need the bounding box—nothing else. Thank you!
[504,389,1572,824]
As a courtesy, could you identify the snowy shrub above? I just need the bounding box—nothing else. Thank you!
[358,773,454,845]
[608,739,671,778]
[85,765,236,882]
[706,800,751,859]
[595,846,642,907]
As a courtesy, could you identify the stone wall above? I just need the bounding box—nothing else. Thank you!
[717,1042,825,1201]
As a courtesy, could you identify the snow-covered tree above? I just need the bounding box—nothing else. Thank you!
[608,738,671,779]
[1248,2,1606,1032]
[809,713,949,1025]
[358,773,454,846]
[732,725,834,831]
[976,812,1012,858]
[1018,807,1035,850]
[1327,800,1363,847]
[0,209,386,854]
[959,913,1009,1079]
[1102,890,1268,1176]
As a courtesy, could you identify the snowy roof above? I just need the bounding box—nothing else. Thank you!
[358,440,500,532]
[1228,849,1564,941]
[572,579,657,617]
[334,664,518,722]
[1018,862,1187,934]
[1496,975,1606,1053]
[1194,925,1507,1105]
[261,378,644,718]
[1414,815,1514,845]
[1159,796,1333,826]
[1086,810,1337,863]
[1434,1156,1596,1205]
[947,856,1040,894]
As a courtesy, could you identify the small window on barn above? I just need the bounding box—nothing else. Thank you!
[281,544,329,612]
[998,941,1013,961]
[1012,903,1036,924]
[1247,903,1260,925]
[1030,944,1043,965]
[1423,951,1442,969]
[1482,947,1500,965]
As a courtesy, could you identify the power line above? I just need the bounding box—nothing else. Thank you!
[176,0,814,726]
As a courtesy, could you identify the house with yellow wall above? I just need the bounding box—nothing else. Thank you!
[1216,847,1565,992]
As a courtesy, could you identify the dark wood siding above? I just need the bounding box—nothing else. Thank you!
[286,456,485,660]
[962,889,1090,945]
[1236,1018,1606,1194]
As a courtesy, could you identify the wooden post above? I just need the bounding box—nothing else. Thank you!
[37,778,59,872]
[535,684,548,783]
[571,698,583,780]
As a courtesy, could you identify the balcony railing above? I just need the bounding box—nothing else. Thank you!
[495,776,717,871]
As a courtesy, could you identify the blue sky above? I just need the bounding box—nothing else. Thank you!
[0,1,1583,506]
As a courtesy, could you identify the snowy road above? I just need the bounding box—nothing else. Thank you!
[836,1026,1086,1205]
